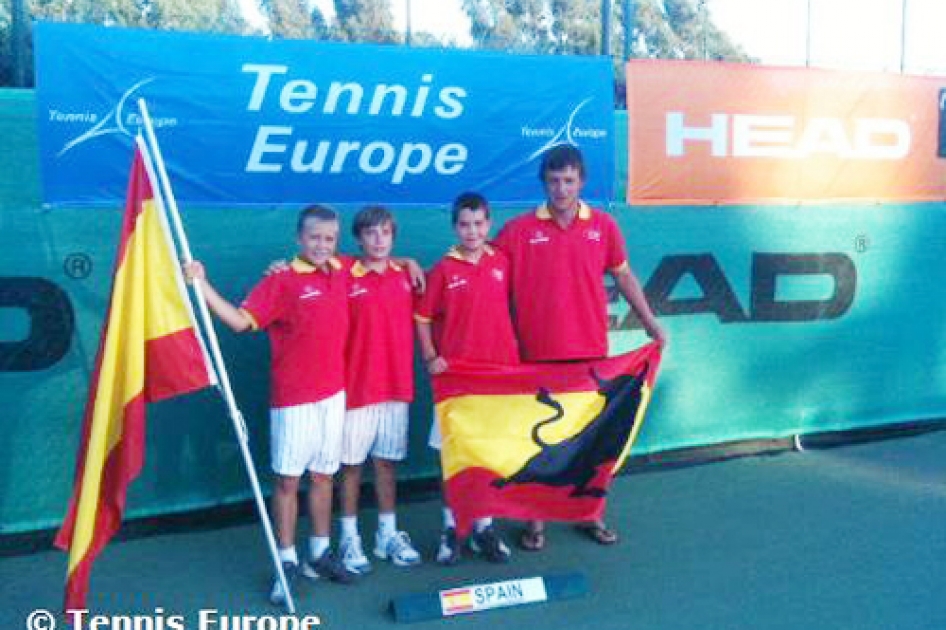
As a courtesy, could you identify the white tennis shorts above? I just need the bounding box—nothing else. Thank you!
[270,390,346,477]
[341,401,410,465]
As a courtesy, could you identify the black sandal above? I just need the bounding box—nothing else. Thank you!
[519,526,546,551]
[576,522,618,545]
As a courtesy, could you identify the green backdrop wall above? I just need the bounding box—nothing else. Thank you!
[2,90,945,534]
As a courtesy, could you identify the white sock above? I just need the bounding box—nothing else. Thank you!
[473,517,493,533]
[309,536,330,560]
[378,512,397,538]
[278,546,298,566]
[339,516,359,540]
[442,507,456,529]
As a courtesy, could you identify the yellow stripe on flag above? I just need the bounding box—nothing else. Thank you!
[436,391,604,480]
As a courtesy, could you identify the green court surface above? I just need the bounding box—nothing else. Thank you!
[2,430,944,630]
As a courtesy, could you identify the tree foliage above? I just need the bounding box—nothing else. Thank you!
[263,0,315,39]
[2,0,248,87]
[629,0,750,61]
[462,0,750,61]
[28,0,247,32]
[463,0,549,52]
[2,0,752,91]
[334,0,400,44]
[1,3,12,86]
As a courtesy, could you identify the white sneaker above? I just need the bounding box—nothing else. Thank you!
[374,530,422,567]
[339,534,372,574]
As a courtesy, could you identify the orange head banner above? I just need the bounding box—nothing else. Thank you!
[626,60,946,204]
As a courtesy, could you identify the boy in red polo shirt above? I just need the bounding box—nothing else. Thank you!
[415,192,519,565]
[493,145,666,551]
[185,205,357,605]
[337,206,421,574]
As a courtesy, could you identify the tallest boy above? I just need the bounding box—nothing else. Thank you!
[493,144,667,550]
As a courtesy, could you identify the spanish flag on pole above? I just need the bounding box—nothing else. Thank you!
[434,342,662,537]
[54,139,216,612]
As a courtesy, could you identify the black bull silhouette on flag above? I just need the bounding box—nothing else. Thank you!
[492,366,649,498]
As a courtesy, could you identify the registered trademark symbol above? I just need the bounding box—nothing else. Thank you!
[64,253,93,279]
[854,234,870,253]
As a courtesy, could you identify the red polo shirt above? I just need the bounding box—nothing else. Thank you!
[415,245,519,365]
[240,256,348,409]
[493,202,629,362]
[345,259,415,409]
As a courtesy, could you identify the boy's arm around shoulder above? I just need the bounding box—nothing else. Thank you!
[393,256,426,293]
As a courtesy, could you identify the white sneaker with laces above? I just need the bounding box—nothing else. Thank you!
[339,534,372,574]
[374,530,422,567]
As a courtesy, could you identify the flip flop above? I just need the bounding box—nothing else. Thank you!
[518,526,546,552]
[576,522,619,545]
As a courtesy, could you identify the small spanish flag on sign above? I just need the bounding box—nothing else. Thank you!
[440,587,476,615]
[54,139,216,612]
[434,342,662,537]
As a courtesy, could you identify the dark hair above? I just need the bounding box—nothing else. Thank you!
[297,204,338,234]
[451,191,490,225]
[539,144,586,181]
[352,205,396,239]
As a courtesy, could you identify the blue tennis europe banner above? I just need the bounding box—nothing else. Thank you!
[33,22,614,208]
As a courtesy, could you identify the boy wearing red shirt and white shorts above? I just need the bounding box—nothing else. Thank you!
[415,192,519,565]
[186,205,357,605]
[337,206,421,574]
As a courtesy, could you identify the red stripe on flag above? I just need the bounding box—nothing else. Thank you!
[54,320,111,554]
[112,150,154,268]
[434,341,661,403]
[445,465,614,537]
[145,328,212,403]
[61,393,146,613]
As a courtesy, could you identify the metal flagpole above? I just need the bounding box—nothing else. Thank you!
[136,98,297,615]
[900,0,908,73]
[601,0,612,56]
[624,0,635,61]
[806,0,812,67]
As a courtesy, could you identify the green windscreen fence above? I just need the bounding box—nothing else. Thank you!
[2,92,945,534]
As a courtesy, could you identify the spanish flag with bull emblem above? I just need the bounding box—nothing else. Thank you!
[434,342,662,537]
[55,139,216,612]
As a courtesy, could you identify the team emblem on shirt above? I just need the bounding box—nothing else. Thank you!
[529,230,550,245]
[349,283,368,298]
[584,229,602,242]
[492,268,504,282]
[299,286,323,300]
[447,275,469,291]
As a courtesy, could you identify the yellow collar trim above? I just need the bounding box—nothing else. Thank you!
[351,259,402,278]
[536,201,592,221]
[291,256,341,274]
[446,244,495,261]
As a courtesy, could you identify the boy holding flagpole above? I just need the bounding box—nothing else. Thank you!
[185,205,358,605]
